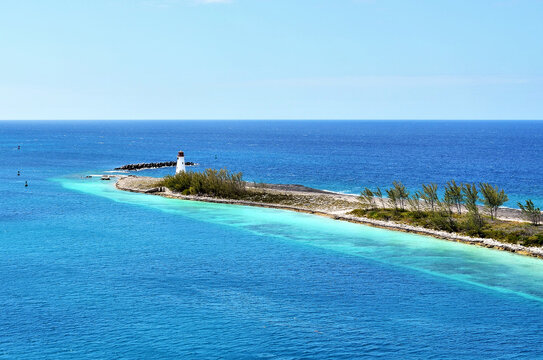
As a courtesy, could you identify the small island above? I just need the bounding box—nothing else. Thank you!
[115,169,543,259]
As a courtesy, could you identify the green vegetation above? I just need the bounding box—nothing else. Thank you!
[421,183,439,212]
[360,188,376,209]
[159,168,247,198]
[159,168,298,203]
[518,200,542,226]
[156,171,543,247]
[462,183,484,234]
[479,182,508,220]
[444,180,463,214]
[374,187,385,209]
[388,181,409,210]
[350,207,543,246]
[407,190,423,212]
[356,180,543,247]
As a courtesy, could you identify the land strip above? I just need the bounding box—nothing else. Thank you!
[115,176,543,259]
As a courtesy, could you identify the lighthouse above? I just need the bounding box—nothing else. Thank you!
[176,151,186,174]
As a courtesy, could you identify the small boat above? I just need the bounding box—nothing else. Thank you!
[101,175,111,181]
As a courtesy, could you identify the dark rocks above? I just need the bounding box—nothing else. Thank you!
[115,161,176,171]
[114,161,197,171]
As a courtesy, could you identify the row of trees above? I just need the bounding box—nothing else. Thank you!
[360,181,542,226]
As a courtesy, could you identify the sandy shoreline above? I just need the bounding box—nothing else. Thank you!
[115,176,543,259]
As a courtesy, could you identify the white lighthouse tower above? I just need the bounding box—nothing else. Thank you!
[176,151,186,174]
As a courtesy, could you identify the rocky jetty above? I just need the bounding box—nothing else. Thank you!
[115,161,197,171]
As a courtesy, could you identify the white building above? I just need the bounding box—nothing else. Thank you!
[176,151,186,174]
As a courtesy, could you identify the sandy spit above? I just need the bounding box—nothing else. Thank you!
[115,176,543,260]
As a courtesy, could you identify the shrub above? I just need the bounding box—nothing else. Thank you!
[427,211,457,232]
[460,212,485,237]
[159,168,246,198]
[525,234,543,246]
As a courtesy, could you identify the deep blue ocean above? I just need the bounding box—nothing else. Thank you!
[2,120,543,359]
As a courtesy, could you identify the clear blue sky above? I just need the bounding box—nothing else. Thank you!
[1,0,542,120]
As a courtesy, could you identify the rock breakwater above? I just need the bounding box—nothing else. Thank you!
[115,161,197,171]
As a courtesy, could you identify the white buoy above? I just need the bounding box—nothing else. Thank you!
[176,151,186,174]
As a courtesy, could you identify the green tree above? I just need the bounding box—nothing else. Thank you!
[392,181,409,210]
[479,183,508,220]
[386,187,399,210]
[360,187,376,209]
[462,183,479,213]
[420,183,439,212]
[462,183,484,233]
[518,200,542,226]
[444,180,463,214]
[374,187,385,209]
[441,191,455,215]
[408,190,423,212]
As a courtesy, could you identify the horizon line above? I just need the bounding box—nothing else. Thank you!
[2,119,543,122]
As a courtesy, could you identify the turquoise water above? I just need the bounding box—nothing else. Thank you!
[63,177,543,303]
[2,121,543,358]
